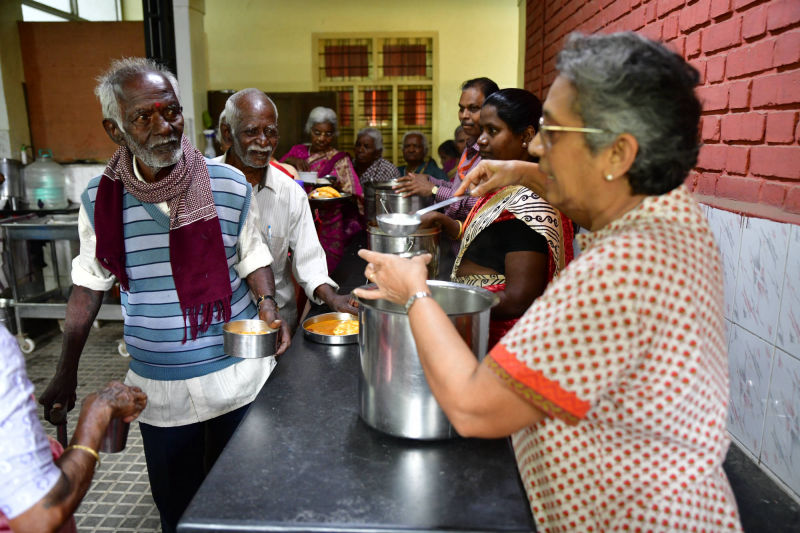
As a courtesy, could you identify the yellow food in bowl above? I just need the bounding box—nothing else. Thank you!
[306,319,359,336]
[309,186,341,199]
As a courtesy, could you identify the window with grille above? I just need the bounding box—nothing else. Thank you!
[315,34,436,165]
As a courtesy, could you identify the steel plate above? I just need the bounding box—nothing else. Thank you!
[302,312,359,345]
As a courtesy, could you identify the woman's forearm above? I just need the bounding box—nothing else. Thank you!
[10,396,111,533]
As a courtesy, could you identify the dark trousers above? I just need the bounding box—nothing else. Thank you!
[138,403,250,533]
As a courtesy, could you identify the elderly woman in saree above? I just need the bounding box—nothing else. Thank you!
[281,107,363,271]
[355,32,742,532]
[422,88,573,347]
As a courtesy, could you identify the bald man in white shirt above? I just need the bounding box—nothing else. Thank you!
[215,89,357,330]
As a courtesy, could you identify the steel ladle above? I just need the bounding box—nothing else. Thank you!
[376,196,463,236]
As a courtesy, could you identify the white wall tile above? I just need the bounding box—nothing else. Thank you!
[777,225,800,359]
[734,216,790,343]
[760,349,800,495]
[705,206,743,319]
[727,324,774,455]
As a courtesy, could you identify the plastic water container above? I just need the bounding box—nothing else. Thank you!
[24,149,68,209]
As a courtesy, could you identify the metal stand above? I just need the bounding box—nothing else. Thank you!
[1,212,122,353]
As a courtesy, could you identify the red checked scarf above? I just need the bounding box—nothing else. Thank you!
[94,135,232,342]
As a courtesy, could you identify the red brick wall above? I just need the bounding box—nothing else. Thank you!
[524,0,800,224]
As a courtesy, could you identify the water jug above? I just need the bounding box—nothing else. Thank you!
[23,149,68,209]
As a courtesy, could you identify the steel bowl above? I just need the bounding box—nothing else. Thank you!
[302,312,359,345]
[223,319,279,358]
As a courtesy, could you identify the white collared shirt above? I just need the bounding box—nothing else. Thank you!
[71,156,275,427]
[213,154,337,329]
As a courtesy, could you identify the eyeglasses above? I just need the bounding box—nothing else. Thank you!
[311,129,335,138]
[537,116,605,150]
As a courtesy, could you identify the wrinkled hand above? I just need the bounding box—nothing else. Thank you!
[456,159,545,198]
[40,372,78,424]
[329,292,359,315]
[352,249,431,306]
[89,381,147,423]
[284,157,310,172]
[259,305,291,355]
[393,173,434,198]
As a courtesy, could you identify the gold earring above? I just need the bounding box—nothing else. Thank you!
[522,142,528,148]
[605,174,614,181]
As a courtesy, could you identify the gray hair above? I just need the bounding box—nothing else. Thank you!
[304,106,338,135]
[402,130,429,157]
[224,88,278,135]
[356,127,383,151]
[94,57,180,129]
[556,32,701,195]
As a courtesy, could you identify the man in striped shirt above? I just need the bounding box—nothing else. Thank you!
[39,59,289,533]
[217,89,358,331]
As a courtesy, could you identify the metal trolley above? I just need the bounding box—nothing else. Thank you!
[1,212,125,354]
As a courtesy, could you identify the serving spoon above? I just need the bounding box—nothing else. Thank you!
[376,195,463,236]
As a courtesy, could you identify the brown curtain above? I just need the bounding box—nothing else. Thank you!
[402,90,427,125]
[383,44,426,77]
[325,45,369,78]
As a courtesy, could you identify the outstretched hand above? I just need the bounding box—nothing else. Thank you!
[455,159,546,198]
[352,250,431,306]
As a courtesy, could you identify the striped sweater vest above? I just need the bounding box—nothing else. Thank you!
[81,162,258,380]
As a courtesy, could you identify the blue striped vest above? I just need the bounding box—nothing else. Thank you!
[82,162,258,380]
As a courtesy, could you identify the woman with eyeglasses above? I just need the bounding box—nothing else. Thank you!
[422,88,574,348]
[355,32,742,532]
[281,107,363,271]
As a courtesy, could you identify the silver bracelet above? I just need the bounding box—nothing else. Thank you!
[404,291,432,313]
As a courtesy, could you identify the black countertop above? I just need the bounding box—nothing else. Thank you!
[177,234,534,533]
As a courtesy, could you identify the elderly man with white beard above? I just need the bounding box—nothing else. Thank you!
[39,58,291,533]
[215,88,357,331]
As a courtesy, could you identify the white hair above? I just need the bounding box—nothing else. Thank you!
[304,106,338,135]
[94,57,180,129]
[224,88,278,135]
[356,127,383,151]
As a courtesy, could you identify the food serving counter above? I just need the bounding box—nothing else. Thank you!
[177,237,534,532]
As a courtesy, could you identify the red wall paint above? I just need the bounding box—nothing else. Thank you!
[525,0,800,223]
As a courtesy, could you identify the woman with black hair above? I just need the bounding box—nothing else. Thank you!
[423,88,573,347]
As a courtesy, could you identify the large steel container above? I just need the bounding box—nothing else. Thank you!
[367,225,440,278]
[356,281,498,440]
[365,180,432,225]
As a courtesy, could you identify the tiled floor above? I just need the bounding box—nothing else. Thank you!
[23,321,162,532]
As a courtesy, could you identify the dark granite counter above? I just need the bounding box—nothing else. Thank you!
[177,235,534,532]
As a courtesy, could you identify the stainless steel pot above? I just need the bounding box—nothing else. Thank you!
[365,180,431,225]
[367,225,440,278]
[356,281,498,440]
[0,158,23,210]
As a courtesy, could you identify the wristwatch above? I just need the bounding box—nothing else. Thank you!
[404,290,432,313]
[430,185,439,196]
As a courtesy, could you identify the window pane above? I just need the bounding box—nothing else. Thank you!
[33,0,71,11]
[383,45,426,77]
[400,87,431,127]
[322,43,370,80]
[379,38,432,80]
[78,0,119,20]
[21,5,68,21]
[361,89,391,127]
